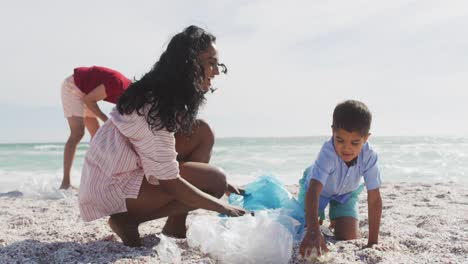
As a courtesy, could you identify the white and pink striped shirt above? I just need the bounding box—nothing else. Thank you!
[79,107,179,222]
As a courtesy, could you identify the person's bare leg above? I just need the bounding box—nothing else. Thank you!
[333,217,359,240]
[109,162,226,246]
[60,117,84,189]
[162,162,226,238]
[84,117,100,138]
[175,119,214,163]
[108,177,177,247]
[108,213,142,247]
[161,119,219,237]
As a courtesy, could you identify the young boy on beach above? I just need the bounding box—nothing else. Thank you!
[298,100,383,258]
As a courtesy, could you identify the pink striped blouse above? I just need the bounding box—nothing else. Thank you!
[78,107,180,222]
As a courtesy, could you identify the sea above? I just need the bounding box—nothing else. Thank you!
[0,136,467,199]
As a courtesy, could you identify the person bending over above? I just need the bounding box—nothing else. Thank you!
[60,66,131,189]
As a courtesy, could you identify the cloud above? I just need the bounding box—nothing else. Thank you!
[1,0,467,140]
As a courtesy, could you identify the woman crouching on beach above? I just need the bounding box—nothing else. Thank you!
[78,25,247,247]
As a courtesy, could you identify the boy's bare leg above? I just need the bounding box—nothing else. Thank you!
[333,216,359,240]
[60,117,84,189]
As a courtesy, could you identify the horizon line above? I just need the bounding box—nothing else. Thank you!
[1,135,468,144]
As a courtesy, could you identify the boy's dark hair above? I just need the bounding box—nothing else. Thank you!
[332,100,372,136]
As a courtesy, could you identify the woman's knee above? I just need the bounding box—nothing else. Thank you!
[210,167,227,198]
[178,162,227,198]
[175,119,215,162]
[194,119,215,148]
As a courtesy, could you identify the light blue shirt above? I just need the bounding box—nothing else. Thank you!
[304,137,382,209]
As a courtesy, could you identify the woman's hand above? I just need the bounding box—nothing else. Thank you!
[221,204,248,217]
[225,183,245,196]
[300,231,329,258]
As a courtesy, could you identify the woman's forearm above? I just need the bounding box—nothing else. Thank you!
[159,176,226,213]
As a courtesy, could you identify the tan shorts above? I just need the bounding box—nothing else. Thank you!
[61,76,96,118]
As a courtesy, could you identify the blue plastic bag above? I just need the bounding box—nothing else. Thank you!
[229,175,292,210]
[228,175,305,238]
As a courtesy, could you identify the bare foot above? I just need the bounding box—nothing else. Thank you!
[162,216,187,238]
[108,216,142,247]
[59,179,80,190]
[59,182,71,189]
[59,184,79,190]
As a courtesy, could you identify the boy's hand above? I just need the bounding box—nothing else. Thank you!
[299,231,329,258]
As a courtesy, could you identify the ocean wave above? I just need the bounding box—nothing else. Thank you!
[33,144,64,151]
[14,150,87,156]
[1,137,467,200]
[32,144,89,151]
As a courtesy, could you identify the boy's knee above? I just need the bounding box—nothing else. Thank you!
[333,217,359,240]
[335,231,358,241]
[69,129,85,142]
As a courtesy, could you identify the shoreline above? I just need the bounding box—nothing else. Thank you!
[1,182,468,263]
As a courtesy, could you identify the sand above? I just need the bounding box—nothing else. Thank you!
[1,182,467,263]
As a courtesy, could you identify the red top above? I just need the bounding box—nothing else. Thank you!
[73,66,132,104]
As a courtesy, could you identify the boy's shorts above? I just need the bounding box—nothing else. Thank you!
[298,171,364,221]
[61,75,96,118]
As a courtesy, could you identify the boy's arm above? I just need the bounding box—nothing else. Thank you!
[300,179,329,257]
[305,179,323,235]
[83,84,108,122]
[367,188,382,246]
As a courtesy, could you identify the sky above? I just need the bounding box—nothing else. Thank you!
[1,0,467,143]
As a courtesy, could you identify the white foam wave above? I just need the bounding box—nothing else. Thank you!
[0,169,80,199]
[33,144,64,151]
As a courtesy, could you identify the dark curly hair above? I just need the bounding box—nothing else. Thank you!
[332,100,372,136]
[117,25,217,134]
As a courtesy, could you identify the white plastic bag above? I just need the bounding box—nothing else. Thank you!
[187,210,294,264]
[155,234,181,263]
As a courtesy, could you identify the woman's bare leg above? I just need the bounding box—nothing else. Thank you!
[175,119,214,163]
[109,177,178,247]
[109,162,227,246]
[162,119,219,237]
[60,117,84,189]
[161,161,226,237]
[108,119,227,245]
